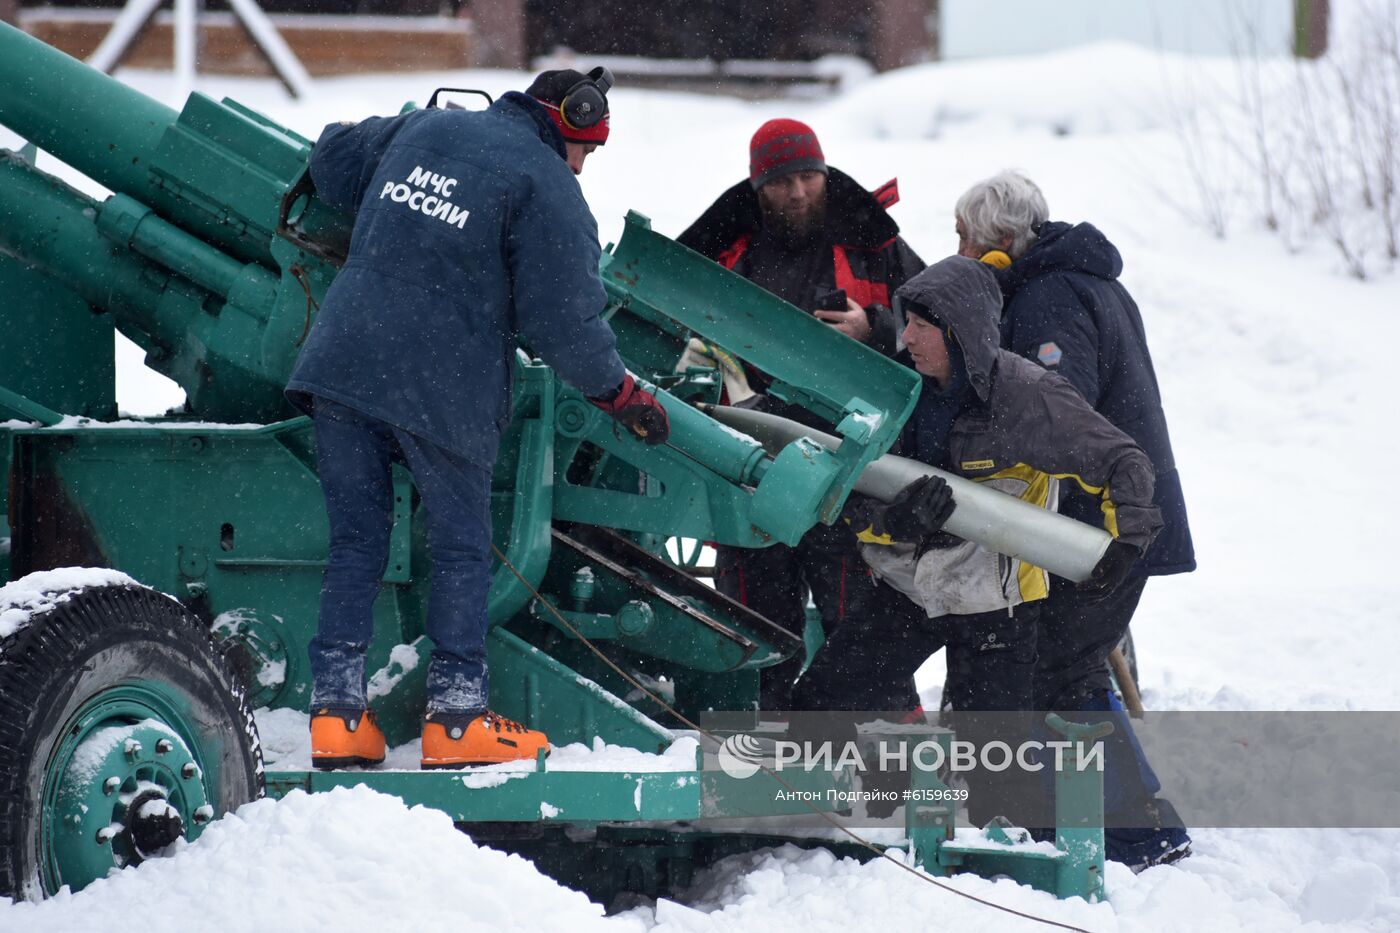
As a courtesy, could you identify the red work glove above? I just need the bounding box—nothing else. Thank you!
[590,374,670,445]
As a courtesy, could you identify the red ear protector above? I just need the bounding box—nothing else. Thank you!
[559,66,614,130]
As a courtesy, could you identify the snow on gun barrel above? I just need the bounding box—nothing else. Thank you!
[702,403,1112,583]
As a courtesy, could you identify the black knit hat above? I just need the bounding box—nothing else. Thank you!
[526,69,610,144]
[526,70,589,105]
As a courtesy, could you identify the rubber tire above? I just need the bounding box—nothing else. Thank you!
[0,582,264,900]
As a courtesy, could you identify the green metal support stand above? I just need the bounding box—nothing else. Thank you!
[1047,712,1111,901]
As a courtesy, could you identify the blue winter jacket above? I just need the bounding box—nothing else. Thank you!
[286,92,626,467]
[997,222,1195,577]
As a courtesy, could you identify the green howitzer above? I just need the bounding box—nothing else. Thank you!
[0,21,1105,906]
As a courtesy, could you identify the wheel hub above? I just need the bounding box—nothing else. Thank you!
[127,789,185,857]
[45,707,212,892]
[211,609,291,707]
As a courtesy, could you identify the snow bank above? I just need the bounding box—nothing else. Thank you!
[616,831,1400,932]
[0,785,628,933]
[3,14,1399,930]
[823,41,1217,140]
[619,844,1109,933]
[0,568,142,642]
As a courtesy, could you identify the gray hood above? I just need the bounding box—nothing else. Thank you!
[895,256,1003,401]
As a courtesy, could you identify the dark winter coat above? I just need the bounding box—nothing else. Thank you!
[865,258,1163,615]
[898,257,1162,552]
[997,221,1195,576]
[676,169,924,357]
[286,93,625,467]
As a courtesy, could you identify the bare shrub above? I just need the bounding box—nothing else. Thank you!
[1170,0,1400,279]
[1158,56,1235,239]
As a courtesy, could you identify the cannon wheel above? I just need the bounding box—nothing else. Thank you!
[666,536,707,571]
[0,581,263,899]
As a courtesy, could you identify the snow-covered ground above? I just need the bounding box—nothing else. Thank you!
[4,13,1400,932]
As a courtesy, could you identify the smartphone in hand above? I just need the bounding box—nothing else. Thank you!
[814,288,847,315]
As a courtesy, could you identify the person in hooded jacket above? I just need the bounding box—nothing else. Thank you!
[675,119,925,712]
[794,255,1161,826]
[286,69,669,772]
[954,170,1195,869]
[796,256,1161,711]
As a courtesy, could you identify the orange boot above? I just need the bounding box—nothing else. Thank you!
[310,708,386,770]
[421,711,550,769]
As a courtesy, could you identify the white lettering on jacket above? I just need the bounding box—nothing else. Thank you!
[380,165,470,229]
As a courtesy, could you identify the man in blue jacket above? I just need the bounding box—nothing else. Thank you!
[286,69,669,771]
[954,170,1195,869]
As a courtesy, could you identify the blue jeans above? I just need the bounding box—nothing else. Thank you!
[308,397,493,716]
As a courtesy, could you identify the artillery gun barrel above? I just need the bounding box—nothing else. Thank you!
[0,22,339,270]
[0,22,178,202]
[0,151,172,328]
[0,150,293,420]
[0,22,348,420]
[702,404,1112,583]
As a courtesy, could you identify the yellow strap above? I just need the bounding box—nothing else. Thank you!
[1045,471,1120,539]
[854,524,895,546]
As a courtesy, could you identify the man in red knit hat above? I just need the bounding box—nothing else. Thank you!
[677,118,924,712]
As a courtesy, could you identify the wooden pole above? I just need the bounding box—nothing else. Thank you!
[871,0,932,72]
[1108,647,1145,718]
[472,0,526,70]
[1294,0,1330,59]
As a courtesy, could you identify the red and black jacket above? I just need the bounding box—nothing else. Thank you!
[677,168,924,358]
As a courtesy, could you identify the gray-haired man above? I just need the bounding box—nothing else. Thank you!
[954,170,1195,869]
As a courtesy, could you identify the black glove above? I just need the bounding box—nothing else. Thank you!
[1078,540,1141,600]
[590,374,670,445]
[878,475,956,543]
